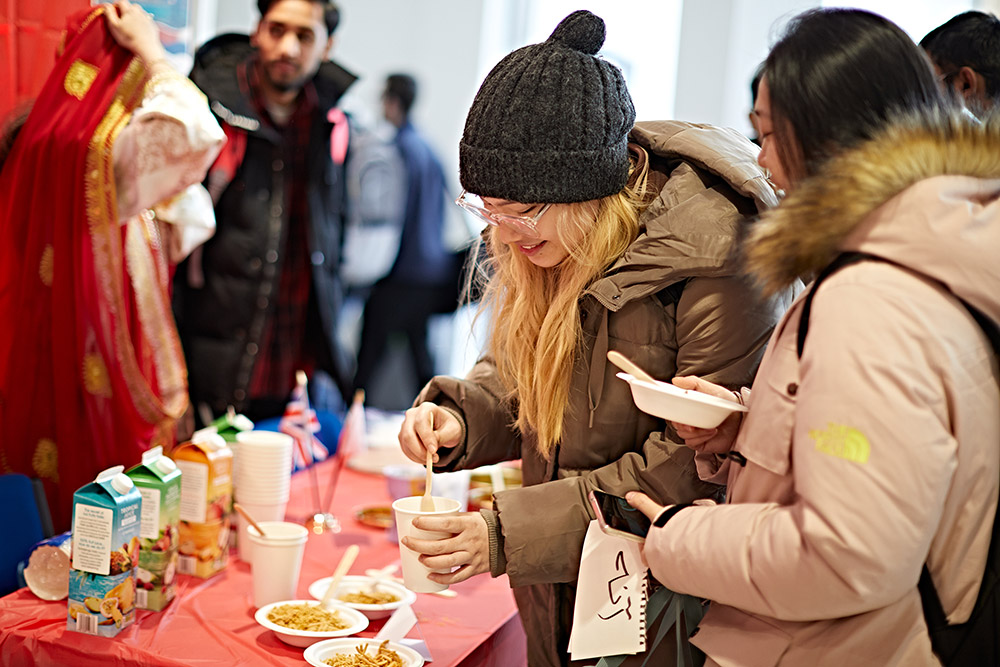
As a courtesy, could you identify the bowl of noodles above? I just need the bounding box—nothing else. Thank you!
[308,575,417,620]
[304,638,424,667]
[254,600,369,647]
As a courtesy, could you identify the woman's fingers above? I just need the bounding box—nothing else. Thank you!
[625,491,663,520]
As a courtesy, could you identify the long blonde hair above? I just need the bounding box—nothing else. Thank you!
[472,149,651,458]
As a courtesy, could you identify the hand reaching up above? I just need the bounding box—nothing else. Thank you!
[104,0,167,67]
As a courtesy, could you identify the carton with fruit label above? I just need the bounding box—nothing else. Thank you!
[67,466,141,636]
[126,446,180,611]
[171,430,233,578]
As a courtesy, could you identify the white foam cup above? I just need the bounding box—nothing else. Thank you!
[247,521,308,607]
[236,501,289,562]
[391,496,461,593]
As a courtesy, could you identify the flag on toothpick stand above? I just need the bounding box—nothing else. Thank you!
[336,390,367,463]
[319,390,367,516]
[280,371,329,471]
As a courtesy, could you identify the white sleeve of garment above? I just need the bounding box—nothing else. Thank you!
[645,278,956,622]
[152,183,216,263]
[113,68,226,222]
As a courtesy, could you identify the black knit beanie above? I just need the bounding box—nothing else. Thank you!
[459,10,636,204]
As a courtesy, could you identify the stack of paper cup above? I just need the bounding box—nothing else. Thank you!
[233,431,294,562]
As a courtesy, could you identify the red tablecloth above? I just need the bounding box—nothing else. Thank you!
[0,456,526,666]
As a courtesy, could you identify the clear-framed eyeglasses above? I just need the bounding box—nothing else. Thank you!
[455,190,551,239]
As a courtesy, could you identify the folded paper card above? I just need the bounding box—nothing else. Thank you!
[568,521,647,661]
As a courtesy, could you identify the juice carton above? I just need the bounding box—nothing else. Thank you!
[126,446,181,610]
[67,466,141,637]
[171,430,233,578]
[209,407,254,444]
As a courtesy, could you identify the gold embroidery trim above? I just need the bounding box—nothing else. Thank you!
[39,244,54,287]
[65,60,99,100]
[85,57,188,424]
[82,351,113,398]
[32,439,59,482]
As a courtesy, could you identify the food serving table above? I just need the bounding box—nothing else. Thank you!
[0,456,526,666]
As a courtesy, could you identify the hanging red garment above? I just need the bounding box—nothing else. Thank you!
[0,6,188,531]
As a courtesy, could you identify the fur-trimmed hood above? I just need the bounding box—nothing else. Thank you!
[747,111,1000,322]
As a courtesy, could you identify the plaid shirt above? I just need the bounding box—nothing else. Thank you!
[247,66,317,402]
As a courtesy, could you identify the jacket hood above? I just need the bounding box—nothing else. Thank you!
[190,33,357,126]
[588,120,777,310]
[747,111,1000,322]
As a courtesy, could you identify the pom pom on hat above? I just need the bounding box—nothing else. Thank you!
[459,10,636,204]
[549,9,606,54]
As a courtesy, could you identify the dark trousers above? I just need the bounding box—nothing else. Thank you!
[353,280,456,404]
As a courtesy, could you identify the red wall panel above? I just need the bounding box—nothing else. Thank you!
[0,0,88,121]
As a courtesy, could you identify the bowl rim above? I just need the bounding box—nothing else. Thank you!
[308,575,417,610]
[303,637,424,667]
[253,599,369,638]
[617,372,748,413]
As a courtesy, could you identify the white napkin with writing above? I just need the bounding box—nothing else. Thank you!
[568,521,647,661]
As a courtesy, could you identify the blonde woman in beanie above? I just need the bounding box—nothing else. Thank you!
[397,10,795,666]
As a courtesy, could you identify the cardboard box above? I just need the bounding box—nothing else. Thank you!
[171,431,233,578]
[126,446,181,611]
[67,466,141,636]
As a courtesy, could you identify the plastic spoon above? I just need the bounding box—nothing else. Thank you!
[320,544,360,611]
[233,502,267,539]
[420,413,435,511]
[363,562,398,594]
[607,350,658,384]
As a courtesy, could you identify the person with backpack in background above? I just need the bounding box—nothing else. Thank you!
[353,73,461,407]
[627,9,1000,666]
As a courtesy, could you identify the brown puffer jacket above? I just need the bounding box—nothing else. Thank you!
[417,120,797,666]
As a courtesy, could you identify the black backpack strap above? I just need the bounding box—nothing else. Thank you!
[796,252,880,359]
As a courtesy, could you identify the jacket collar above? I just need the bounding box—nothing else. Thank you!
[746,110,1000,296]
[190,33,357,135]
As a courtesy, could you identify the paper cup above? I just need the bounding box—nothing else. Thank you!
[391,496,461,593]
[247,521,308,607]
[236,502,288,562]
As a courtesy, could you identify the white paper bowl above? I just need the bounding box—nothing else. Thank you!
[254,600,368,647]
[308,575,417,620]
[617,372,747,429]
[304,638,424,667]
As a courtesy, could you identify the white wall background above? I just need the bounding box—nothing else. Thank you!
[190,0,982,381]
[194,0,982,188]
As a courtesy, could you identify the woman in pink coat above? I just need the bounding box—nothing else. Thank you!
[629,8,1000,666]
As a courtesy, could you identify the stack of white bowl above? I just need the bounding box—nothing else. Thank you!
[232,430,294,561]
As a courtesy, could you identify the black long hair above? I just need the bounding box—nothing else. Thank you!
[765,8,947,182]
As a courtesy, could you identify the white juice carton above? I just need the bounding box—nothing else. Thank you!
[126,446,181,611]
[67,466,141,636]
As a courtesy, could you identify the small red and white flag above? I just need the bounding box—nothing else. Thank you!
[336,389,367,462]
[280,371,329,471]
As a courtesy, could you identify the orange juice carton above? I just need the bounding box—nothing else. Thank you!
[171,429,233,578]
[67,466,141,636]
[125,446,180,610]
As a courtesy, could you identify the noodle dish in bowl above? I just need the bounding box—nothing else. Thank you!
[308,575,416,620]
[254,600,368,647]
[304,638,424,667]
